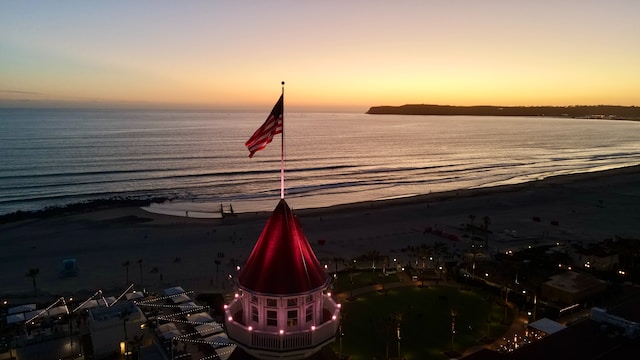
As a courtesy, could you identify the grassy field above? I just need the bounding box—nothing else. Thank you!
[331,279,509,360]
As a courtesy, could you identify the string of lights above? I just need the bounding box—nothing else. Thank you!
[135,291,195,306]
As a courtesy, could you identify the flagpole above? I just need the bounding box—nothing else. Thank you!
[280,81,285,199]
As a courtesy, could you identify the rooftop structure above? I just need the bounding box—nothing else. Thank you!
[541,270,606,305]
[89,300,145,359]
[225,199,340,359]
[237,200,328,295]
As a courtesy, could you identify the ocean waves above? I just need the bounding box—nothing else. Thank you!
[1,110,639,216]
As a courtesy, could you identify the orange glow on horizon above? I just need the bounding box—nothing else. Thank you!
[2,2,639,110]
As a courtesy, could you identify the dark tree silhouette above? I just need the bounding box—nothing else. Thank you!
[123,260,130,285]
[119,309,132,358]
[137,258,143,287]
[214,259,221,286]
[25,268,40,298]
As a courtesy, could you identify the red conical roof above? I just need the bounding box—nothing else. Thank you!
[237,199,328,295]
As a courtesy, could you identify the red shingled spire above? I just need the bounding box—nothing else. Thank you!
[237,199,328,295]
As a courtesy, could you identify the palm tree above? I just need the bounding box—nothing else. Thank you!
[214,259,221,286]
[25,268,40,299]
[482,215,491,249]
[119,309,132,358]
[137,258,143,287]
[132,334,145,359]
[332,256,343,274]
[468,214,476,227]
[123,260,130,285]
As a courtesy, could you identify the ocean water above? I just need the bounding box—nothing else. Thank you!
[1,108,639,216]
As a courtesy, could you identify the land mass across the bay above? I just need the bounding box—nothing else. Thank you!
[366,104,640,119]
[1,165,638,301]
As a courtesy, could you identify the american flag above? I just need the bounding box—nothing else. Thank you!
[245,95,284,158]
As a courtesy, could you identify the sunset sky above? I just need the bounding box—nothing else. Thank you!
[1,1,639,111]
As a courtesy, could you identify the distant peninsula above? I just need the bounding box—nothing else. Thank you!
[366,104,640,120]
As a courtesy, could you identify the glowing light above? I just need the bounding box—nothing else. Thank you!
[228,316,233,322]
[248,326,253,331]
[279,329,284,335]
[311,326,316,331]
[234,293,239,298]
[337,303,341,308]
[327,292,331,297]
[332,315,337,320]
[223,304,228,309]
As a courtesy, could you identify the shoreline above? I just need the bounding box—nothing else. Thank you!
[4,163,639,224]
[291,164,640,217]
[1,164,638,301]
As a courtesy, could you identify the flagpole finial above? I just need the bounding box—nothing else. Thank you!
[281,81,285,86]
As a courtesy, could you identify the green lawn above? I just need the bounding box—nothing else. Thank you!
[332,270,402,293]
[331,285,510,360]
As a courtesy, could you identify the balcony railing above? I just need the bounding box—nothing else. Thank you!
[225,295,340,352]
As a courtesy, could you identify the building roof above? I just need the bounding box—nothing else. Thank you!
[528,318,566,335]
[543,271,605,294]
[237,199,328,295]
[89,300,142,323]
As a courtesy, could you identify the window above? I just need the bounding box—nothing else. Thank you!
[250,295,258,304]
[287,298,297,307]
[305,306,313,323]
[251,306,259,322]
[306,294,314,304]
[287,310,298,327]
[266,310,278,327]
[266,298,277,307]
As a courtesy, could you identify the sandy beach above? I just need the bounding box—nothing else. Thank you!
[1,165,639,302]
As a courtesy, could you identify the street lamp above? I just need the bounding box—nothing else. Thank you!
[450,309,457,353]
[396,320,401,358]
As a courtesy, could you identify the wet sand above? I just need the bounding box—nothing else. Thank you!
[1,165,639,301]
